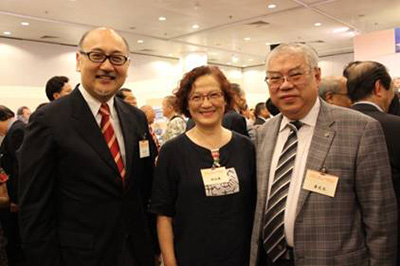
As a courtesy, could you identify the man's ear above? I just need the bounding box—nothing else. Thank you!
[324,92,334,104]
[76,52,81,72]
[53,92,61,100]
[374,80,383,97]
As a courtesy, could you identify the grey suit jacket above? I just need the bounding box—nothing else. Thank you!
[250,100,397,266]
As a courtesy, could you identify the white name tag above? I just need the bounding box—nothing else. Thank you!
[302,169,339,197]
[201,167,229,186]
[139,140,150,158]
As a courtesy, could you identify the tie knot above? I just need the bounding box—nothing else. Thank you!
[99,103,110,116]
[289,120,303,131]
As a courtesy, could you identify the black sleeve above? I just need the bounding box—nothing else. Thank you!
[18,111,60,266]
[149,143,178,217]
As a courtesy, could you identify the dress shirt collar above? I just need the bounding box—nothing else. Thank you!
[352,101,384,112]
[78,85,116,118]
[279,97,320,132]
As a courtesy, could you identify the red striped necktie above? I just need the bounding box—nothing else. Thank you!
[99,103,126,181]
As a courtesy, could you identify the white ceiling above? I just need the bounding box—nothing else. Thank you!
[1,0,400,68]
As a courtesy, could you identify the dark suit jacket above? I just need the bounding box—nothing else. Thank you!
[253,117,266,126]
[352,103,400,205]
[0,119,25,203]
[223,110,249,137]
[18,88,155,266]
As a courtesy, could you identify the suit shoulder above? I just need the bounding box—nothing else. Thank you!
[327,104,378,125]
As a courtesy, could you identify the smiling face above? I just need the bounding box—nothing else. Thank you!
[76,28,130,102]
[188,74,226,129]
[267,51,321,120]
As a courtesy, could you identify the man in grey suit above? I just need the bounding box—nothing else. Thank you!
[250,43,397,266]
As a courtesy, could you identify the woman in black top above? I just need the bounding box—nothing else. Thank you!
[150,66,256,266]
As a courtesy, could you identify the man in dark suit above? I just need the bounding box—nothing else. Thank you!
[346,60,400,264]
[18,27,155,266]
[250,43,397,266]
[253,102,270,126]
[222,83,249,136]
[0,105,26,266]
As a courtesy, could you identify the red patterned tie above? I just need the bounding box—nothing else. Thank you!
[149,126,160,152]
[99,103,126,181]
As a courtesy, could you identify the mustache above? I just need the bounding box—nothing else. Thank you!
[95,72,116,79]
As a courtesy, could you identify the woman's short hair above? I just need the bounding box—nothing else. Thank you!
[175,65,233,118]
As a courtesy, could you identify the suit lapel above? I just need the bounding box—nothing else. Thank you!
[69,88,120,176]
[296,101,336,217]
[256,116,282,216]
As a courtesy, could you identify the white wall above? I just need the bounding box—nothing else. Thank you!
[0,38,357,113]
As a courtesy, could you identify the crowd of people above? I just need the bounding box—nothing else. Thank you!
[0,26,400,266]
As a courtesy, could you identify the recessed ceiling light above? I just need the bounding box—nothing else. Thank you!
[21,22,30,26]
[333,27,350,33]
[244,37,251,41]
[314,22,322,27]
[192,24,199,29]
[3,31,11,35]
[159,16,166,21]
[242,65,247,67]
[137,40,144,43]
[227,62,232,65]
[268,4,276,9]
[248,58,254,62]
[168,53,173,56]
[265,42,271,46]
[232,56,239,63]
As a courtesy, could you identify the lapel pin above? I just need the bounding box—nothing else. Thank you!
[324,132,330,137]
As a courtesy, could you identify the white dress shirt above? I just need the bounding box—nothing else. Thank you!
[268,98,320,247]
[79,86,126,165]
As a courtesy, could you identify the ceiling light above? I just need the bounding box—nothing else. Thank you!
[227,62,232,65]
[137,40,144,43]
[314,22,322,27]
[21,22,30,26]
[168,53,173,56]
[231,56,239,63]
[244,37,251,41]
[268,4,276,9]
[159,16,166,21]
[333,27,350,33]
[248,58,254,62]
[3,31,11,35]
[242,65,247,67]
[265,42,271,45]
[192,24,199,29]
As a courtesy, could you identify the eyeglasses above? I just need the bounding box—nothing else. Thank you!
[189,91,224,104]
[264,70,311,87]
[79,51,129,66]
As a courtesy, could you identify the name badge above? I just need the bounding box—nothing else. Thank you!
[201,167,229,186]
[302,169,339,197]
[139,140,150,158]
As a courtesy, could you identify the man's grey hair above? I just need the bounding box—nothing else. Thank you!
[319,77,344,100]
[266,43,319,71]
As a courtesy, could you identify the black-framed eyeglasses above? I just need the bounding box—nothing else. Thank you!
[264,69,312,87]
[79,51,129,66]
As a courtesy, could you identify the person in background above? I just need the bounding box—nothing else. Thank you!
[116,88,137,107]
[250,43,396,266]
[253,102,270,126]
[161,95,186,143]
[265,98,280,117]
[16,106,31,124]
[318,76,352,108]
[18,27,156,266]
[140,105,160,154]
[223,83,249,137]
[150,65,256,266]
[346,60,400,265]
[45,75,72,101]
[0,105,25,266]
